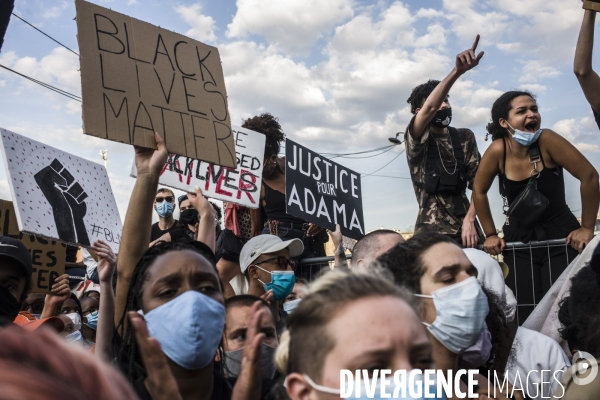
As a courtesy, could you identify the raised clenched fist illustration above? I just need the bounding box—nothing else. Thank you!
[34,159,90,245]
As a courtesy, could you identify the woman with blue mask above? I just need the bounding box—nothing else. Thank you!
[276,269,445,400]
[473,91,599,324]
[114,132,272,400]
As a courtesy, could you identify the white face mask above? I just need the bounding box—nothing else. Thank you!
[283,298,301,314]
[66,312,82,331]
[415,277,489,354]
[300,371,435,399]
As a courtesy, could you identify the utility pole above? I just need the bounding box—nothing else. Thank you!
[100,150,108,169]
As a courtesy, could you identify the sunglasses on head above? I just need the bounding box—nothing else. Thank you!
[155,196,174,203]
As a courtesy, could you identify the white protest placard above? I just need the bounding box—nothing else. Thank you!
[131,125,265,208]
[0,128,123,253]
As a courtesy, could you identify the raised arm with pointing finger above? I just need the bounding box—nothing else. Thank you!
[405,35,485,248]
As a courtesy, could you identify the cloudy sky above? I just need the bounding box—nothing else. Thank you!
[1,0,599,232]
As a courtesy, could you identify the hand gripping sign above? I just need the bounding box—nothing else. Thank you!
[0,128,123,253]
[131,125,265,208]
[285,139,365,240]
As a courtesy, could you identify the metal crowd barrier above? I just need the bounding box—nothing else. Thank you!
[296,238,572,325]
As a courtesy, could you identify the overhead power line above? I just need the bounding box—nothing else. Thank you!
[361,148,405,177]
[11,12,79,56]
[0,64,82,101]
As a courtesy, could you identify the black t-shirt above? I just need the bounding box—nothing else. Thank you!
[150,221,181,242]
[133,368,277,400]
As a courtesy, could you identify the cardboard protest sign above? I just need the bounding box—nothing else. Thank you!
[0,128,123,253]
[285,139,365,240]
[0,199,66,294]
[131,125,265,208]
[75,0,236,168]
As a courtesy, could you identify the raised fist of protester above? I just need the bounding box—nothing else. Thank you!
[188,187,214,219]
[93,240,117,283]
[129,311,183,400]
[455,34,484,75]
[482,235,505,256]
[134,131,168,176]
[567,226,594,253]
[306,223,323,237]
[232,301,267,400]
[40,273,71,319]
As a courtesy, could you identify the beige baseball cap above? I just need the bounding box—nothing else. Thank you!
[239,234,304,273]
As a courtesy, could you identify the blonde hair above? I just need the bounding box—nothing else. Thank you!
[275,268,416,380]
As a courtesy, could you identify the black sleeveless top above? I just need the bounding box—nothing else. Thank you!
[499,138,579,242]
[262,181,306,225]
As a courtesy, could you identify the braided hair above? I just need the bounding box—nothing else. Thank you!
[242,113,285,157]
[116,241,222,382]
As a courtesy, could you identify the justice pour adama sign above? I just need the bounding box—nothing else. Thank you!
[75,0,237,168]
[0,128,123,253]
[131,125,265,208]
[285,139,365,240]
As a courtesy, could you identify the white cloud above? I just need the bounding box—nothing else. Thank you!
[226,0,354,54]
[551,118,600,153]
[174,4,217,43]
[0,47,80,94]
[519,60,561,84]
[519,83,547,94]
[42,1,69,19]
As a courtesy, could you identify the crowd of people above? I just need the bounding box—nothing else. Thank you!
[2,6,600,400]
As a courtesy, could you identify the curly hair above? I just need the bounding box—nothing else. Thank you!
[558,266,600,357]
[407,80,441,114]
[116,240,222,382]
[242,113,285,157]
[486,91,535,141]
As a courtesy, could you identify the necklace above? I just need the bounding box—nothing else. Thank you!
[434,137,457,175]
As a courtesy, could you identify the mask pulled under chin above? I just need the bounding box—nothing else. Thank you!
[431,107,452,128]
[507,122,542,147]
[223,343,278,379]
[415,276,489,354]
[144,290,225,370]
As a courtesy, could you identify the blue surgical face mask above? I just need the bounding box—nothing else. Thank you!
[64,330,83,345]
[144,290,225,370]
[506,122,542,147]
[256,267,295,301]
[414,277,489,354]
[84,310,99,331]
[156,201,174,218]
[283,298,301,314]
